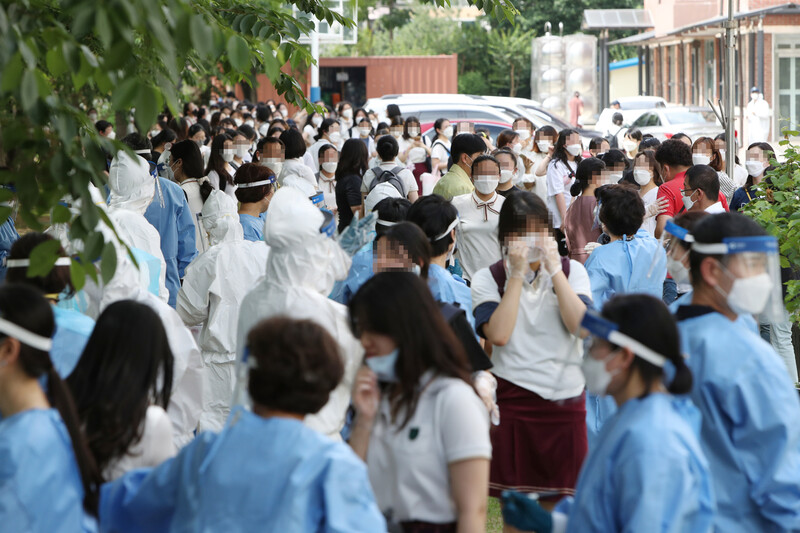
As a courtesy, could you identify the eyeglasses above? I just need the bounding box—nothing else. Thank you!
[680,187,695,195]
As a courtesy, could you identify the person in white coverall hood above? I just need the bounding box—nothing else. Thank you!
[177,190,270,432]
[107,151,169,303]
[236,187,362,440]
[83,185,204,449]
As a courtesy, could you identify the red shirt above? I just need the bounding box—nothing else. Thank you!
[657,170,729,217]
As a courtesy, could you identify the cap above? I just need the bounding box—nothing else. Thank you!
[750,86,760,93]
[611,100,620,106]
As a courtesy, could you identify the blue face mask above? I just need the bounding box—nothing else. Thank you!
[365,349,399,383]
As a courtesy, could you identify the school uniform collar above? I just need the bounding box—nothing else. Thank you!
[471,191,500,221]
[674,304,716,321]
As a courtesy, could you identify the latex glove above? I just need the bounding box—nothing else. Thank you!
[506,240,529,280]
[584,242,602,255]
[645,197,669,219]
[501,490,553,533]
[542,235,562,276]
[352,366,381,423]
[473,371,500,425]
[337,211,377,256]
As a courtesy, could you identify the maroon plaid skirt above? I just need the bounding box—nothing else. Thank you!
[489,376,587,500]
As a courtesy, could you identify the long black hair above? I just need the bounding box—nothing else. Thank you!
[745,142,775,189]
[66,300,174,480]
[7,233,73,298]
[601,294,692,395]
[335,138,368,181]
[0,284,101,513]
[552,128,582,168]
[205,132,233,191]
[348,273,473,427]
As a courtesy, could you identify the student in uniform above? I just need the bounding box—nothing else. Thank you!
[502,295,715,533]
[676,212,800,531]
[451,155,506,282]
[561,157,605,265]
[0,284,100,532]
[471,191,592,504]
[100,317,386,532]
[546,129,582,231]
[67,301,176,481]
[349,273,491,532]
[492,148,523,197]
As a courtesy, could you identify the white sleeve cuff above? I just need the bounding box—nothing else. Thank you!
[551,511,568,533]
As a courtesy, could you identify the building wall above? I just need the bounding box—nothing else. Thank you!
[609,65,639,99]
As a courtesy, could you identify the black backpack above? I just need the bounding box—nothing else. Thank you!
[368,165,406,197]
[604,125,625,150]
[431,140,453,171]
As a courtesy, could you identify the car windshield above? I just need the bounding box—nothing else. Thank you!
[663,109,717,125]
[521,105,570,129]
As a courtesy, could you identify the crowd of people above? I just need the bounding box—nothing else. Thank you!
[1,92,800,533]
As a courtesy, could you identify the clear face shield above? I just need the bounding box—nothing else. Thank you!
[692,236,784,323]
[649,220,693,282]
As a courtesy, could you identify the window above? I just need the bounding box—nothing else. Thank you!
[667,47,675,102]
[704,40,715,102]
[776,39,800,135]
[691,45,699,105]
[632,113,653,127]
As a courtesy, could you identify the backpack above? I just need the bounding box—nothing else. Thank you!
[604,125,625,150]
[431,140,453,172]
[488,257,571,296]
[368,165,406,197]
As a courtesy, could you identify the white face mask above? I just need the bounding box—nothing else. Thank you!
[682,190,697,211]
[236,146,249,159]
[751,93,760,101]
[342,109,353,119]
[321,162,338,173]
[408,127,420,137]
[515,129,531,141]
[358,127,371,137]
[312,116,323,127]
[499,169,514,184]
[244,120,254,127]
[280,109,288,118]
[222,149,235,162]
[234,118,243,127]
[512,143,523,154]
[391,129,402,139]
[328,131,342,143]
[745,160,766,177]
[149,129,160,138]
[260,158,283,176]
[537,140,552,152]
[566,143,583,157]
[581,353,617,395]
[441,126,453,139]
[473,175,499,195]
[107,131,116,140]
[722,272,774,315]
[370,119,379,130]
[622,139,638,153]
[633,168,652,186]
[718,148,726,161]
[692,154,711,166]
[667,255,690,285]
[607,171,623,184]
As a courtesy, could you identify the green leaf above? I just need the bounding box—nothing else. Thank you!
[20,69,38,111]
[100,241,117,284]
[112,78,139,110]
[51,204,73,224]
[1,53,23,93]
[70,260,86,292]
[45,47,67,77]
[227,35,250,71]
[28,239,63,277]
[190,15,214,57]
[239,14,256,34]
[135,85,162,132]
[95,8,112,49]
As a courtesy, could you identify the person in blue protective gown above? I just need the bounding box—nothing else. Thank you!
[121,133,198,308]
[7,233,94,378]
[502,294,715,533]
[329,197,411,305]
[234,162,276,242]
[583,184,667,449]
[675,212,800,532]
[0,284,100,532]
[406,194,475,330]
[0,215,19,283]
[100,316,385,533]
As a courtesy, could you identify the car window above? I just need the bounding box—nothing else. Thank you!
[520,106,571,130]
[418,110,453,122]
[619,100,663,110]
[663,109,716,124]
[632,113,651,127]
[649,113,662,127]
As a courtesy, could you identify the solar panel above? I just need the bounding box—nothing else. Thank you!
[582,9,653,30]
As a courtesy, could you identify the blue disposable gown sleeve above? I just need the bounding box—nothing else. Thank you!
[99,434,210,533]
[321,450,387,532]
[583,253,611,311]
[717,371,800,528]
[612,449,714,533]
[175,195,198,278]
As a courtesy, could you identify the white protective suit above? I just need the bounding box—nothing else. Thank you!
[107,151,169,303]
[236,187,362,441]
[177,191,270,432]
[83,185,204,449]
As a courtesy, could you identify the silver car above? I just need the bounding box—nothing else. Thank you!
[629,107,723,142]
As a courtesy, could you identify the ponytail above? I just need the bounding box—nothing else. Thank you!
[665,356,692,395]
[47,366,101,515]
[199,177,214,203]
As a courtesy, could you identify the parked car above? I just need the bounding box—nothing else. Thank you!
[420,119,512,145]
[628,107,723,142]
[594,96,668,136]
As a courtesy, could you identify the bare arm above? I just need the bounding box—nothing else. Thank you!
[542,236,586,333]
[655,214,671,240]
[534,154,551,177]
[407,190,419,203]
[480,242,527,347]
[555,193,567,224]
[450,458,490,533]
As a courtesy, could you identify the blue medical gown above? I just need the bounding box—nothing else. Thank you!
[100,408,386,532]
[329,243,373,305]
[0,409,97,532]
[670,292,760,335]
[556,395,715,533]
[678,311,800,531]
[427,263,475,330]
[144,178,197,307]
[239,213,265,242]
[51,307,95,378]
[584,228,667,311]
[0,216,20,283]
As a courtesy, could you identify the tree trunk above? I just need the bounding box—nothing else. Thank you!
[509,62,516,97]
